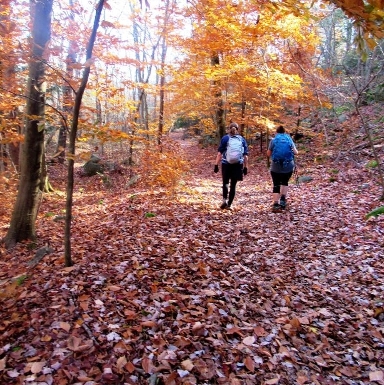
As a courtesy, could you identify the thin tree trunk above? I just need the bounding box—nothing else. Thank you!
[211,53,225,138]
[57,0,77,164]
[64,0,105,266]
[4,0,53,249]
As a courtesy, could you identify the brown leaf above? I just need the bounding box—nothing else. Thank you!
[142,356,154,374]
[181,359,194,371]
[60,322,71,332]
[193,358,215,380]
[116,356,127,371]
[254,325,267,337]
[125,361,136,373]
[0,356,6,371]
[67,336,93,352]
[226,326,244,337]
[339,366,358,377]
[244,356,255,372]
[30,361,45,374]
[141,320,156,327]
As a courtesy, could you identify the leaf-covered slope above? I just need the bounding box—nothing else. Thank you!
[0,134,383,385]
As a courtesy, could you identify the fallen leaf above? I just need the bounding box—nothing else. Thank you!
[67,336,93,352]
[242,335,255,346]
[30,361,45,374]
[60,322,71,332]
[244,356,255,372]
[181,359,194,371]
[369,370,384,381]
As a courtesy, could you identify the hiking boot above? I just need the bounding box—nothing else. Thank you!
[220,201,228,209]
[225,205,232,210]
[279,200,286,209]
[272,203,281,211]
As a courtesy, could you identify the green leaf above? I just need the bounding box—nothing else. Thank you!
[145,212,156,218]
[37,122,45,132]
[365,206,384,219]
[16,275,28,286]
[366,160,378,168]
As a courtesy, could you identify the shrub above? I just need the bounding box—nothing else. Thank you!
[139,138,189,194]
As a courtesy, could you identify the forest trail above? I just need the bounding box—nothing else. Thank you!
[0,133,384,384]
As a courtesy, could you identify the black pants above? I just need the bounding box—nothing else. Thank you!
[222,163,243,205]
[270,171,293,193]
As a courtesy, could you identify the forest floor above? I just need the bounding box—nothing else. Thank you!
[0,121,384,385]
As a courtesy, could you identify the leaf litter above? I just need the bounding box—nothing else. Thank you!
[0,133,383,385]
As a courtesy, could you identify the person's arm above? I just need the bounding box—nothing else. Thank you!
[267,138,273,157]
[215,151,222,166]
[242,138,249,166]
[292,145,298,155]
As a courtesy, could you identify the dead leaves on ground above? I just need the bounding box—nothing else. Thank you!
[0,136,384,384]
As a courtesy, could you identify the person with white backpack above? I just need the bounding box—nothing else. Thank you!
[214,122,249,210]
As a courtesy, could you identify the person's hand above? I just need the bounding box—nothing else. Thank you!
[243,167,248,176]
[214,165,219,173]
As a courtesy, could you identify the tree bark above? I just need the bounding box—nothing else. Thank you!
[157,6,169,147]
[56,0,77,164]
[4,0,53,249]
[211,53,225,138]
[64,0,105,266]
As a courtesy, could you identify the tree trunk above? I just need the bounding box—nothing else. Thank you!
[64,0,105,266]
[4,0,53,249]
[211,53,225,138]
[56,0,77,164]
[157,0,172,147]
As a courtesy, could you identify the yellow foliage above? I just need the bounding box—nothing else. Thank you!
[139,137,189,195]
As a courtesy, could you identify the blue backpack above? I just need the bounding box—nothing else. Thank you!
[271,134,294,165]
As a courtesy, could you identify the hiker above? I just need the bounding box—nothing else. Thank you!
[214,122,249,210]
[267,125,298,211]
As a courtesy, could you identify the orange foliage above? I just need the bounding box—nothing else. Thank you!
[139,137,189,194]
[167,0,324,137]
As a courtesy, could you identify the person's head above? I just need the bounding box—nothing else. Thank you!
[276,125,285,134]
[228,122,238,136]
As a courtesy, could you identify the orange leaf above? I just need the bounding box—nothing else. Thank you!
[141,320,156,327]
[125,361,136,373]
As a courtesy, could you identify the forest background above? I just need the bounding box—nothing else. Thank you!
[0,0,384,384]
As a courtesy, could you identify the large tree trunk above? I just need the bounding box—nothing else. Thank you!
[4,0,53,249]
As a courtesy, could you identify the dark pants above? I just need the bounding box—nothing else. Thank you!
[222,163,243,205]
[271,171,293,193]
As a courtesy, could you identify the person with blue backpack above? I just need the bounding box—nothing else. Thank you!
[214,122,249,210]
[267,125,298,211]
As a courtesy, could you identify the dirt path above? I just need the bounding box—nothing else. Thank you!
[0,135,383,384]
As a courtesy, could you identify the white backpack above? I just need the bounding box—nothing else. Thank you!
[226,135,243,164]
